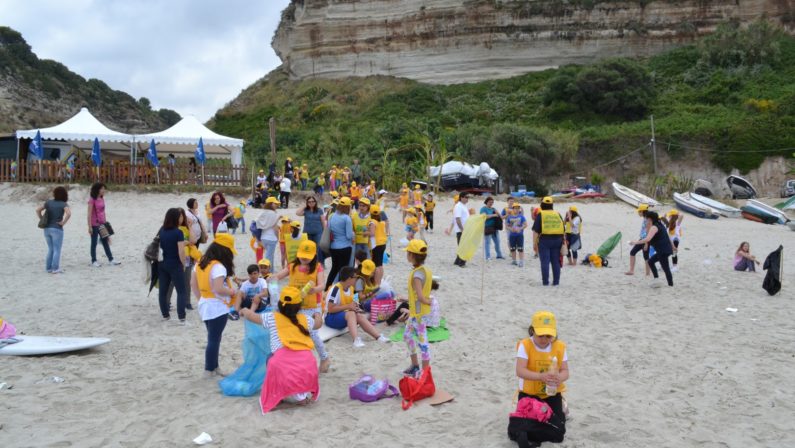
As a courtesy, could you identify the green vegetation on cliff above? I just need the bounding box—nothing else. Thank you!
[212,21,795,190]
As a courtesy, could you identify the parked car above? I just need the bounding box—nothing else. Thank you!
[781,179,795,198]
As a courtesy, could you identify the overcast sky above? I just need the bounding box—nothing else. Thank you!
[1,0,291,121]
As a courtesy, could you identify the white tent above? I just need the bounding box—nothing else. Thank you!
[137,116,244,165]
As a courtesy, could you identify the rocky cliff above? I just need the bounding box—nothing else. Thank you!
[273,0,795,83]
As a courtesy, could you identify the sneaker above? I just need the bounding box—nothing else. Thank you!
[402,365,420,377]
[353,337,365,348]
[51,269,65,274]
[91,261,101,268]
[518,261,524,268]
[496,256,505,260]
[228,309,240,321]
[186,303,194,310]
[178,319,189,326]
[162,316,171,321]
[511,260,517,266]
[377,335,389,343]
[109,260,121,266]
[671,266,679,273]
[650,280,663,289]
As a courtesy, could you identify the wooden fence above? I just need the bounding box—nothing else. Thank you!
[0,159,249,187]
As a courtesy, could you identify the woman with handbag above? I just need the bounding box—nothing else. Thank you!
[480,196,504,261]
[255,197,282,268]
[36,186,71,274]
[209,191,233,234]
[325,197,355,289]
[87,182,120,267]
[158,208,189,323]
[296,195,326,264]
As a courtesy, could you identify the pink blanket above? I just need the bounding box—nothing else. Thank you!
[260,347,319,413]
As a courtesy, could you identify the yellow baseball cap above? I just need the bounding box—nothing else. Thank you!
[266,196,280,205]
[370,205,381,215]
[668,209,679,216]
[330,191,339,197]
[339,197,352,206]
[532,311,557,337]
[359,197,371,206]
[406,207,416,214]
[402,239,428,255]
[637,203,649,212]
[351,181,357,186]
[258,169,264,173]
[213,233,237,255]
[542,196,554,204]
[296,240,317,259]
[287,157,292,161]
[257,258,271,267]
[569,205,578,212]
[280,216,290,222]
[512,203,522,208]
[290,220,301,228]
[414,184,420,189]
[280,286,302,305]
[402,182,407,187]
[453,194,460,201]
[360,259,376,276]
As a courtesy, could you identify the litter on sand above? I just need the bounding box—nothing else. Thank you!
[725,308,738,313]
[193,432,213,445]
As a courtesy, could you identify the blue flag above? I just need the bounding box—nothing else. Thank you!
[91,137,102,166]
[30,130,43,159]
[195,137,206,166]
[147,139,159,166]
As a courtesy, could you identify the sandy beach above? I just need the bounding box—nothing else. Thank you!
[1,182,793,448]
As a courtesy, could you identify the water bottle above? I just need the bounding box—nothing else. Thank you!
[545,356,559,396]
[300,280,315,298]
[366,380,384,396]
[353,293,360,304]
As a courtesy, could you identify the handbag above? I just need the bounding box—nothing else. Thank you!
[399,366,436,410]
[98,222,114,239]
[144,231,161,262]
[484,226,496,236]
[226,216,239,229]
[349,375,399,403]
[495,215,504,231]
[38,207,48,229]
[318,225,331,255]
[369,296,397,325]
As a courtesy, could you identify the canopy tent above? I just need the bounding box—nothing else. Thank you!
[137,116,243,165]
[15,107,134,159]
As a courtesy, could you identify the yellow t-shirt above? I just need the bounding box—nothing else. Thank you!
[405,216,419,232]
[352,213,372,244]
[374,221,388,246]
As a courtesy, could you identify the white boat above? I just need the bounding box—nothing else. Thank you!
[726,175,757,199]
[611,182,661,208]
[747,199,791,224]
[689,192,741,218]
[673,192,720,219]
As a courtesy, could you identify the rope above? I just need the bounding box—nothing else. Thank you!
[590,144,650,169]
[657,140,795,154]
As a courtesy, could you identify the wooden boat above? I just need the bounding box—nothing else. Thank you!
[689,192,741,218]
[740,207,779,224]
[746,200,790,224]
[611,182,661,208]
[726,175,757,199]
[673,192,719,219]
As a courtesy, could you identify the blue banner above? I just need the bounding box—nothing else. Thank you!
[147,139,159,166]
[30,130,43,159]
[91,137,102,167]
[195,137,206,165]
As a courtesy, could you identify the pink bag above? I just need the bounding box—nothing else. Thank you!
[369,297,396,325]
[0,319,16,338]
[510,397,553,423]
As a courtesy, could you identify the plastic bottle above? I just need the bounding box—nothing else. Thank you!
[545,356,559,396]
[300,281,315,298]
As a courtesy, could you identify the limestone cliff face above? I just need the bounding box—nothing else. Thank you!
[273,0,795,83]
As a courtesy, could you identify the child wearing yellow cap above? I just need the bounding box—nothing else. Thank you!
[564,206,582,266]
[412,184,423,207]
[399,183,410,218]
[662,210,683,272]
[284,220,308,264]
[625,204,651,276]
[400,239,433,377]
[278,216,292,269]
[404,207,420,240]
[231,200,246,235]
[513,311,569,444]
[423,193,436,232]
[369,206,389,285]
[325,266,389,347]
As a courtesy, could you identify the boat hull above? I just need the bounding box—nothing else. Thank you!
[746,200,790,224]
[673,193,719,219]
[612,182,661,208]
[689,192,741,218]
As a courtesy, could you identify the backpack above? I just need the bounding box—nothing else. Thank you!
[348,375,399,403]
[249,221,262,240]
[144,231,161,262]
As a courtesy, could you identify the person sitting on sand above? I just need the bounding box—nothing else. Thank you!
[234,264,269,313]
[325,267,389,348]
[512,310,569,446]
[240,287,320,413]
[734,241,760,272]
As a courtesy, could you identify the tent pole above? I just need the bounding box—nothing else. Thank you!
[130,137,135,185]
[14,137,19,181]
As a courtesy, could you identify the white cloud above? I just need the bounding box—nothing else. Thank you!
[1,0,290,121]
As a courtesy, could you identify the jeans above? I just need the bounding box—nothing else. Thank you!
[43,227,64,272]
[158,261,188,319]
[301,179,307,190]
[648,252,674,286]
[538,237,563,285]
[90,225,114,263]
[232,217,246,234]
[484,231,503,259]
[734,258,756,272]
[204,313,228,372]
[307,232,325,264]
[425,211,433,230]
[326,247,352,289]
[261,239,278,268]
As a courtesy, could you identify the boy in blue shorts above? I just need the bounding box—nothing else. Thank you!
[506,203,528,267]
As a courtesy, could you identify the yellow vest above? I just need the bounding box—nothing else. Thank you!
[518,338,567,398]
[540,210,564,235]
[232,205,243,219]
[374,221,388,246]
[399,189,409,206]
[285,232,309,264]
[289,264,320,309]
[407,265,432,318]
[424,200,436,212]
[274,312,314,351]
[405,216,419,232]
[413,190,422,203]
[196,260,231,306]
[350,185,361,199]
[352,213,372,244]
[332,282,355,305]
[204,202,212,218]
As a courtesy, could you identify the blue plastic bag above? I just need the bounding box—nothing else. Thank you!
[383,251,390,265]
[219,315,273,396]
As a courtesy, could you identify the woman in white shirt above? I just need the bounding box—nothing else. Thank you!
[256,197,282,268]
[191,233,238,378]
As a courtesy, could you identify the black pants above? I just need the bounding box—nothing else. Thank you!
[630,243,649,260]
[326,247,352,289]
[386,302,410,325]
[672,239,680,265]
[425,211,434,230]
[158,261,187,319]
[648,252,674,286]
[454,231,466,266]
[279,192,290,209]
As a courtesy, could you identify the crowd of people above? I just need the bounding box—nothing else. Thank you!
[31,166,770,445]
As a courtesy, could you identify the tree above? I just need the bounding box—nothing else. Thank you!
[157,108,181,126]
[138,97,151,110]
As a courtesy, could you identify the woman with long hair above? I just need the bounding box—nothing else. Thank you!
[296,195,326,263]
[326,197,354,289]
[36,186,71,273]
[87,182,119,267]
[564,206,582,266]
[630,211,674,287]
[209,191,232,234]
[191,234,238,377]
[255,196,282,268]
[159,208,188,322]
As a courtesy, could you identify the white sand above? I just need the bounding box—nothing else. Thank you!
[1,183,793,447]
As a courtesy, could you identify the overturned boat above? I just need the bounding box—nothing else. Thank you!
[428,161,499,191]
[726,175,757,199]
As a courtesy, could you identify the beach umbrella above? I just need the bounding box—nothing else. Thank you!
[30,130,44,159]
[146,139,159,166]
[195,137,206,166]
[91,137,102,166]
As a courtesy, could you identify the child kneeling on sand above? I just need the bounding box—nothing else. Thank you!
[324,266,389,348]
[510,311,569,446]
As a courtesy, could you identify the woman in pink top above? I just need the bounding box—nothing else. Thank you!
[209,191,232,234]
[734,241,760,272]
[87,182,120,267]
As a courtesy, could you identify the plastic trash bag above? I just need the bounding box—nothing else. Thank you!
[455,214,486,261]
[219,316,273,397]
